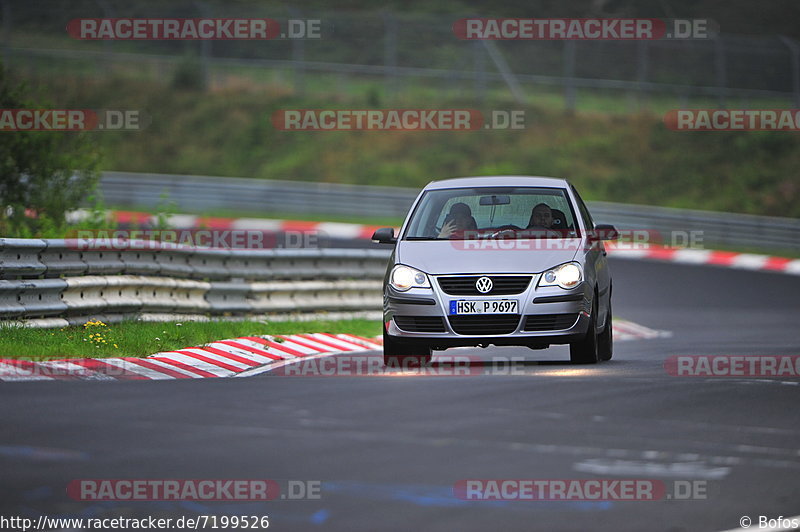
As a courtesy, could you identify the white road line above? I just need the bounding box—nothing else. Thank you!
[573,458,731,479]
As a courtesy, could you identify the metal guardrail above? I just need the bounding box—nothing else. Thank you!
[0,239,391,327]
[587,202,800,251]
[102,171,419,219]
[101,172,800,252]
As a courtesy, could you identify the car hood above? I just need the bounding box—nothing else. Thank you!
[396,239,582,275]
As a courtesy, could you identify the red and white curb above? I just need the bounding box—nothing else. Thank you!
[605,244,800,275]
[0,320,667,382]
[68,209,392,241]
[0,334,382,382]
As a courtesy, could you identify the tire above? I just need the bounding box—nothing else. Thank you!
[570,296,599,364]
[383,327,432,368]
[598,296,613,361]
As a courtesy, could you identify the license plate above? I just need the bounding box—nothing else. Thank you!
[449,299,518,315]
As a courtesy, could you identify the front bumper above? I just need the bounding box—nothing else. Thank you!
[384,273,592,349]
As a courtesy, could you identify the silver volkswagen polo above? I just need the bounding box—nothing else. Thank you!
[372,176,618,366]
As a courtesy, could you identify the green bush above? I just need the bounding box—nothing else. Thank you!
[0,65,101,237]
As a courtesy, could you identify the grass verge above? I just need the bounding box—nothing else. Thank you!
[0,319,382,361]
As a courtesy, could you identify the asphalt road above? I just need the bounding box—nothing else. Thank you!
[1,259,798,532]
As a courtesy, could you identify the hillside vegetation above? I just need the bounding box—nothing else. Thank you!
[20,74,800,218]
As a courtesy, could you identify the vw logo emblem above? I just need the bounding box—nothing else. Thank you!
[475,276,493,293]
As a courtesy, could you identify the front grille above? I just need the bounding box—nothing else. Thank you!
[394,316,447,333]
[448,315,521,335]
[437,276,532,295]
[523,313,579,331]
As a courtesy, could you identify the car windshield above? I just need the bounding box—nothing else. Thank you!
[403,186,580,240]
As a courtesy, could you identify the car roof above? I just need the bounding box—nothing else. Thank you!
[423,176,572,190]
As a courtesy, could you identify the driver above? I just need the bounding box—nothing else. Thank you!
[522,203,560,237]
[437,202,477,238]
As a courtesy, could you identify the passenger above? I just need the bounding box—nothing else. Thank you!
[527,203,553,229]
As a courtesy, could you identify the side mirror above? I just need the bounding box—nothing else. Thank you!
[593,224,619,240]
[372,227,397,244]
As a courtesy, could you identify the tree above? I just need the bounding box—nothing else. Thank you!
[0,64,101,236]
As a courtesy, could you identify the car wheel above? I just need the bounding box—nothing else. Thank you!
[598,296,613,361]
[383,326,432,368]
[569,297,599,364]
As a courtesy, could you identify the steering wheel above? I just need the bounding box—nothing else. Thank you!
[485,224,522,239]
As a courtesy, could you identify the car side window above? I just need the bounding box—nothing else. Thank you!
[571,186,594,230]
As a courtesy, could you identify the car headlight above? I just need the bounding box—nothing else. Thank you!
[390,265,431,291]
[538,262,583,289]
